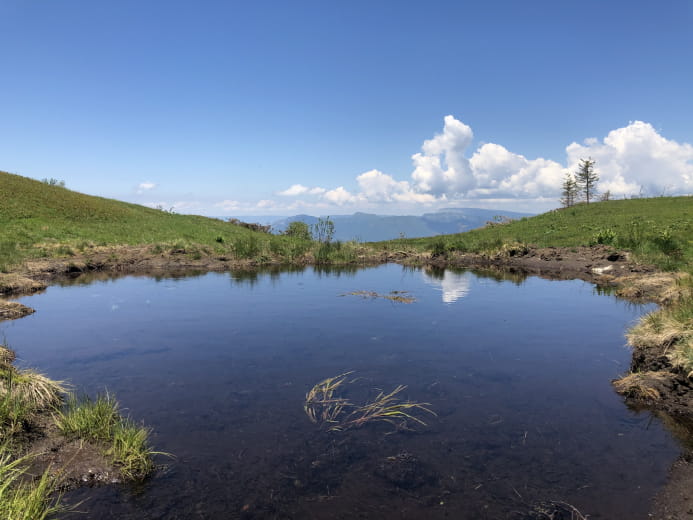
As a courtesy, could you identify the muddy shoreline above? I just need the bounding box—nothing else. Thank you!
[2,244,692,517]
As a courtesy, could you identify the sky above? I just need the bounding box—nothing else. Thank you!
[1,0,692,216]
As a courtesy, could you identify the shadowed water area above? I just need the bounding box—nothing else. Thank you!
[1,264,683,518]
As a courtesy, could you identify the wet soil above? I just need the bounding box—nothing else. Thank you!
[421,244,658,287]
[17,413,124,490]
[651,457,693,520]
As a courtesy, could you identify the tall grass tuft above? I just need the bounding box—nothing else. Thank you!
[55,393,119,441]
[0,443,67,520]
[108,418,156,479]
[55,393,162,479]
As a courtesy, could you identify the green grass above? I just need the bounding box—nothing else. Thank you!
[0,170,375,269]
[378,197,693,271]
[0,443,66,520]
[0,170,273,268]
[55,393,161,479]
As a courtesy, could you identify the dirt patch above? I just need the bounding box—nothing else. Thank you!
[412,245,657,287]
[614,345,693,421]
[650,457,693,519]
[0,300,35,320]
[20,413,123,489]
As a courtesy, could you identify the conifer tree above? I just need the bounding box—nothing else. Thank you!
[560,172,578,207]
[575,158,599,203]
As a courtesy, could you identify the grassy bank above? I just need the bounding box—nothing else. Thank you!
[1,343,160,516]
[0,171,371,272]
[379,197,692,272]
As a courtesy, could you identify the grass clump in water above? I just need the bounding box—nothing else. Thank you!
[55,393,159,479]
[341,290,416,304]
[305,372,435,433]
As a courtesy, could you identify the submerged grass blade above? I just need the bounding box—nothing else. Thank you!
[305,374,435,433]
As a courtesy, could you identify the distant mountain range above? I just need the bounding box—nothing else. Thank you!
[228,208,533,242]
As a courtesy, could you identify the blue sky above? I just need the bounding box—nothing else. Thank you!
[2,0,692,216]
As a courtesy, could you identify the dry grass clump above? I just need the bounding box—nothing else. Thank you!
[0,274,46,295]
[0,346,67,438]
[615,273,685,304]
[1,345,67,412]
[0,345,16,366]
[341,290,416,304]
[0,369,67,410]
[627,294,693,376]
[0,301,35,321]
[305,372,435,432]
[613,372,672,400]
[627,311,689,350]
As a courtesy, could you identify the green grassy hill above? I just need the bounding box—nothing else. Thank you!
[0,171,293,269]
[381,197,693,271]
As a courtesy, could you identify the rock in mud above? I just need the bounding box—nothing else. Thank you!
[374,452,436,489]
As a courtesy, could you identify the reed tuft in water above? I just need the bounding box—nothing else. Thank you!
[305,372,435,432]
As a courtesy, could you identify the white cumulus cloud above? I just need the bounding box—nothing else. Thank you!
[278,184,309,196]
[323,186,356,205]
[272,116,693,212]
[566,121,693,197]
[356,169,436,203]
[412,115,475,195]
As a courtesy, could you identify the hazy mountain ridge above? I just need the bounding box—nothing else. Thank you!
[231,208,533,242]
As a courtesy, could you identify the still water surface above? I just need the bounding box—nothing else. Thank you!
[2,264,681,519]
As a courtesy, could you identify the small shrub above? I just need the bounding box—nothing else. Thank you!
[591,228,616,245]
[283,221,312,241]
[233,237,260,259]
[653,228,681,255]
[431,239,447,258]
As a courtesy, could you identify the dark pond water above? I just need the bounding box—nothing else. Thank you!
[1,264,681,519]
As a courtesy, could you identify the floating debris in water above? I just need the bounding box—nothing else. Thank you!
[304,372,435,433]
[340,290,416,304]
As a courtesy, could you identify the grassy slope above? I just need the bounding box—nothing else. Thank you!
[381,197,693,271]
[0,171,373,270]
[0,170,258,246]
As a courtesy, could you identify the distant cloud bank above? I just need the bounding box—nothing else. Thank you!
[146,117,693,215]
[277,116,693,209]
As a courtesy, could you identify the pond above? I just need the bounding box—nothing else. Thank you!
[1,264,681,519]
